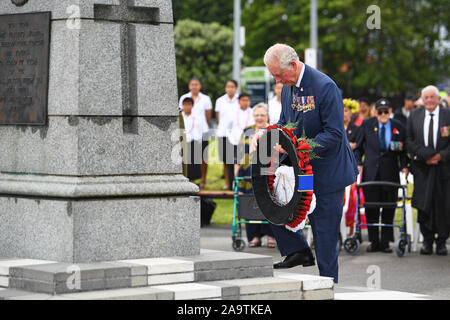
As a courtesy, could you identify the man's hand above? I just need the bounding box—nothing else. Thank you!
[426,153,441,165]
[273,143,287,154]
[357,165,363,176]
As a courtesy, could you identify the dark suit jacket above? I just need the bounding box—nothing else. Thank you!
[393,107,408,128]
[354,117,409,183]
[406,107,450,216]
[277,64,358,195]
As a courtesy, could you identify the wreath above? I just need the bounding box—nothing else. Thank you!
[251,124,320,230]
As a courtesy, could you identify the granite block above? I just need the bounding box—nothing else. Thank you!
[48,20,123,116]
[200,281,240,298]
[0,198,74,262]
[134,23,178,116]
[130,275,148,287]
[0,259,56,276]
[275,272,334,291]
[147,272,194,285]
[220,277,302,295]
[0,116,184,176]
[118,258,194,275]
[240,291,303,300]
[71,197,200,262]
[0,276,8,288]
[303,288,334,300]
[194,266,273,282]
[0,0,174,23]
[0,196,200,263]
[152,283,222,300]
[55,286,174,300]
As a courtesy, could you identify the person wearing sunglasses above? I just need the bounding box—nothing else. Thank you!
[354,98,409,253]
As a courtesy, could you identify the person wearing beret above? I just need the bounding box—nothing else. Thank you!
[406,85,450,256]
[354,98,409,253]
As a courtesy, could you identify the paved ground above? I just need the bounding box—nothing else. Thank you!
[201,225,450,299]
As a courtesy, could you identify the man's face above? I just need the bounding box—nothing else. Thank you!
[239,96,251,109]
[404,99,415,111]
[267,61,298,87]
[422,89,441,112]
[376,108,391,124]
[225,81,237,97]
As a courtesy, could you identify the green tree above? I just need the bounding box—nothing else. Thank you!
[174,19,234,103]
[242,0,450,97]
[172,0,234,26]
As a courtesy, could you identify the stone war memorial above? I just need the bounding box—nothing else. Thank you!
[0,0,333,300]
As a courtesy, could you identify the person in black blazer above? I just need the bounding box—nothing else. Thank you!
[354,98,409,253]
[393,94,416,128]
[406,85,450,256]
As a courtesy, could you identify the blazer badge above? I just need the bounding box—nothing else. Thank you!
[292,95,315,113]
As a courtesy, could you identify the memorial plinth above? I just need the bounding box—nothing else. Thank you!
[0,0,200,263]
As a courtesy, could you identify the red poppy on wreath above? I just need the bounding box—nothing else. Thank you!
[393,128,399,135]
[252,124,320,230]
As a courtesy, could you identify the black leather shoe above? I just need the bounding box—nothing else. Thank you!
[366,243,380,252]
[381,247,393,253]
[273,251,315,269]
[436,244,448,256]
[420,244,433,255]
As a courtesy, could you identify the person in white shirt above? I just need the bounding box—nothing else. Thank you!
[215,79,239,190]
[178,77,212,189]
[225,92,255,148]
[181,97,202,182]
[268,82,283,124]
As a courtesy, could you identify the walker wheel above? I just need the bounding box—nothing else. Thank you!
[232,238,246,251]
[395,238,406,257]
[343,237,360,255]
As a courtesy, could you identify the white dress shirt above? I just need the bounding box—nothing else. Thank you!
[182,112,203,143]
[224,106,255,145]
[268,96,282,125]
[424,106,440,149]
[179,91,212,135]
[215,93,239,137]
[296,62,305,88]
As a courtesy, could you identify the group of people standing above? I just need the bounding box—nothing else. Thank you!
[179,43,449,284]
[345,87,450,256]
[179,77,284,191]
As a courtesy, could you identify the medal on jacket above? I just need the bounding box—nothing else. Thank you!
[441,126,450,137]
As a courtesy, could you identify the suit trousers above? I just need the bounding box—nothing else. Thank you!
[270,189,344,283]
[363,184,397,248]
[418,176,450,247]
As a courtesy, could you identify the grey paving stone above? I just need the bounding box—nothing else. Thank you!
[303,288,334,300]
[240,291,303,300]
[195,266,273,282]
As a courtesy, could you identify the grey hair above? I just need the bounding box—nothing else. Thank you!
[264,43,299,69]
[421,85,440,99]
[253,102,269,115]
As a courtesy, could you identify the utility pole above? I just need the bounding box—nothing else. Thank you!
[233,0,241,88]
[310,0,318,50]
[306,0,318,69]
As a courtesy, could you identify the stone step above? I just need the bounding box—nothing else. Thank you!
[2,249,273,295]
[0,274,334,300]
